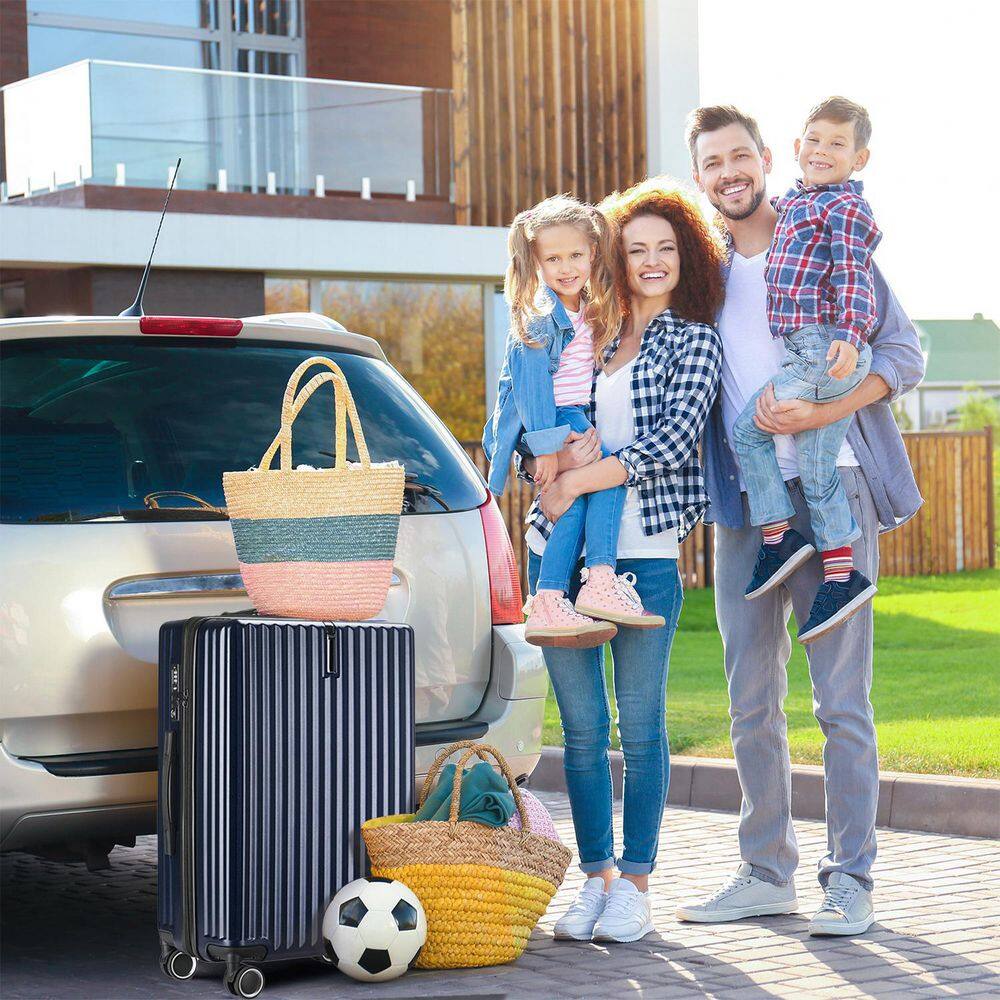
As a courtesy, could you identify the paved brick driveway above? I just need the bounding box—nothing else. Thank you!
[3,792,998,998]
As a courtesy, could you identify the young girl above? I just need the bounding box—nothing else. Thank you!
[482,195,665,648]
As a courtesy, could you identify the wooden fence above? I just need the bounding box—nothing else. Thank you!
[462,427,995,591]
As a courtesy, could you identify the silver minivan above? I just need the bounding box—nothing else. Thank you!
[0,312,545,863]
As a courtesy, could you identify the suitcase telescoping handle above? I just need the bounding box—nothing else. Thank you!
[324,624,339,677]
[161,729,177,856]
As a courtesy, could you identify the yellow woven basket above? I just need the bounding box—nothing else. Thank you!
[362,741,571,970]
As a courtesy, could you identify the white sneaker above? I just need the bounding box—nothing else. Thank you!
[553,877,609,940]
[809,872,875,936]
[676,862,799,923]
[592,878,654,943]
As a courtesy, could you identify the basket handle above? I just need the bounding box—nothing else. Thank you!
[258,369,371,472]
[418,740,532,837]
[419,739,493,806]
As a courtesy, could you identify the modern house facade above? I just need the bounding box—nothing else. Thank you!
[0,0,698,441]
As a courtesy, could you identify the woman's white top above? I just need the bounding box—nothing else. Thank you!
[525,356,680,560]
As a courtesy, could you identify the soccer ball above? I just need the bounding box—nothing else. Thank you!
[322,877,427,982]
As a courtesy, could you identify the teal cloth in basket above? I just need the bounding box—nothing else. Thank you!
[413,761,515,827]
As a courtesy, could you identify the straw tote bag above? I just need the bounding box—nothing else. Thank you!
[362,741,572,969]
[223,356,405,620]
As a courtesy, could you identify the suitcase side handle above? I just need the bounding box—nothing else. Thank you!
[161,729,177,855]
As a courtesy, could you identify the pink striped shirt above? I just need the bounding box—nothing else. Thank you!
[553,308,596,406]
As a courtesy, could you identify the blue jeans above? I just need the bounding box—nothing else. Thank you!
[732,324,872,552]
[536,405,627,592]
[528,550,684,874]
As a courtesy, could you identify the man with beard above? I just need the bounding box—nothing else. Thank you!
[676,106,924,936]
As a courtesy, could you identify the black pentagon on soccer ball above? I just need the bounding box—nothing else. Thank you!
[323,940,339,967]
[338,896,368,927]
[358,948,393,976]
[391,899,418,931]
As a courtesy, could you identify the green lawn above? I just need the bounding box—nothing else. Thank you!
[542,569,1000,778]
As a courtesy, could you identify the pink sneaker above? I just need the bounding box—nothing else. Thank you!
[574,568,666,629]
[523,591,617,649]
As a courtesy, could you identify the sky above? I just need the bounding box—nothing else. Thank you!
[697,0,1000,324]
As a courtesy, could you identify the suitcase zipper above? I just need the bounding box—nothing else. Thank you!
[178,616,206,959]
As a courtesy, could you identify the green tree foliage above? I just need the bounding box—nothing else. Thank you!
[957,383,1000,430]
[318,280,485,442]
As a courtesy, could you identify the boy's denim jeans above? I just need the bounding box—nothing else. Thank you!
[732,323,872,552]
[528,550,684,874]
[536,404,627,593]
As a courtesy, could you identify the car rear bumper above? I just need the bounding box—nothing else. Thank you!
[2,625,547,853]
[0,742,157,851]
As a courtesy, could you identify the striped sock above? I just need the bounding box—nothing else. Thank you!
[762,520,790,546]
[822,546,853,583]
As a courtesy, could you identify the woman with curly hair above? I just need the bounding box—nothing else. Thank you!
[520,178,724,942]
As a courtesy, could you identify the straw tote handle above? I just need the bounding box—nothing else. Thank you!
[281,356,347,414]
[448,744,531,836]
[417,740,531,836]
[419,739,493,807]
[259,370,371,472]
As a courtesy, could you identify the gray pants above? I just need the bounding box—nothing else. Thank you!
[714,467,879,891]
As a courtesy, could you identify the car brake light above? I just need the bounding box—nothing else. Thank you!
[479,495,524,625]
[139,316,243,337]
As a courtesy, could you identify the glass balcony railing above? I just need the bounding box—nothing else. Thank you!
[1,60,453,200]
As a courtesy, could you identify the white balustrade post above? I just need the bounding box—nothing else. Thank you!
[167,163,178,188]
[217,168,228,193]
[76,165,84,186]
[314,174,325,198]
[115,163,126,186]
[266,171,277,195]
[360,177,372,200]
[405,179,416,202]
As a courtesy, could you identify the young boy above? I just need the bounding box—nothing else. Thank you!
[732,96,881,644]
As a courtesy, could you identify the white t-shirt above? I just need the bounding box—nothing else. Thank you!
[526,356,680,560]
[718,250,858,489]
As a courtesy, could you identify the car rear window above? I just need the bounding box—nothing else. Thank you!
[0,336,487,523]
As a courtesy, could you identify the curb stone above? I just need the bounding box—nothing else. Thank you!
[527,746,1000,839]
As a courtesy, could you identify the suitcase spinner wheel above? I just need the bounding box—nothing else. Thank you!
[160,949,197,980]
[224,965,265,999]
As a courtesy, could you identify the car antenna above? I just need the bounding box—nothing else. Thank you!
[119,157,181,318]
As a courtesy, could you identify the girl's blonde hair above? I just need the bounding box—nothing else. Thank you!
[505,194,620,366]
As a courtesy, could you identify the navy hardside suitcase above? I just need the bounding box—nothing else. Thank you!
[156,616,415,997]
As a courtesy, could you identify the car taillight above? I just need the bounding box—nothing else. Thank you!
[478,495,524,625]
[139,316,243,337]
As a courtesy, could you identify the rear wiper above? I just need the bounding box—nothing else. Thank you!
[404,475,450,511]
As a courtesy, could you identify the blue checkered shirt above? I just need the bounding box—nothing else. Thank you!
[522,308,722,543]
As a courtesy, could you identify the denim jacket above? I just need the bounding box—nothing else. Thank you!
[482,287,582,495]
[703,257,925,532]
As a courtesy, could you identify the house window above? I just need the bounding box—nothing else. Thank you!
[27,0,303,76]
[265,277,486,442]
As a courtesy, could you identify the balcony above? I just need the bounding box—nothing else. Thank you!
[1,60,453,219]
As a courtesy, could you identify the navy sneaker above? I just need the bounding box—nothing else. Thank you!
[745,529,815,600]
[798,571,878,644]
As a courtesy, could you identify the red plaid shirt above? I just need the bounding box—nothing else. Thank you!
[765,179,882,350]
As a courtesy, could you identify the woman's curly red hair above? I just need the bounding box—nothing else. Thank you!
[598,177,725,327]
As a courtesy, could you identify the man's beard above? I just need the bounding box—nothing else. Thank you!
[712,183,766,222]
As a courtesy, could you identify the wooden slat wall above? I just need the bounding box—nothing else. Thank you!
[452,0,646,227]
[462,429,996,593]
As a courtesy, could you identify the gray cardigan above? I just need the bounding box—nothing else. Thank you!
[703,262,926,532]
